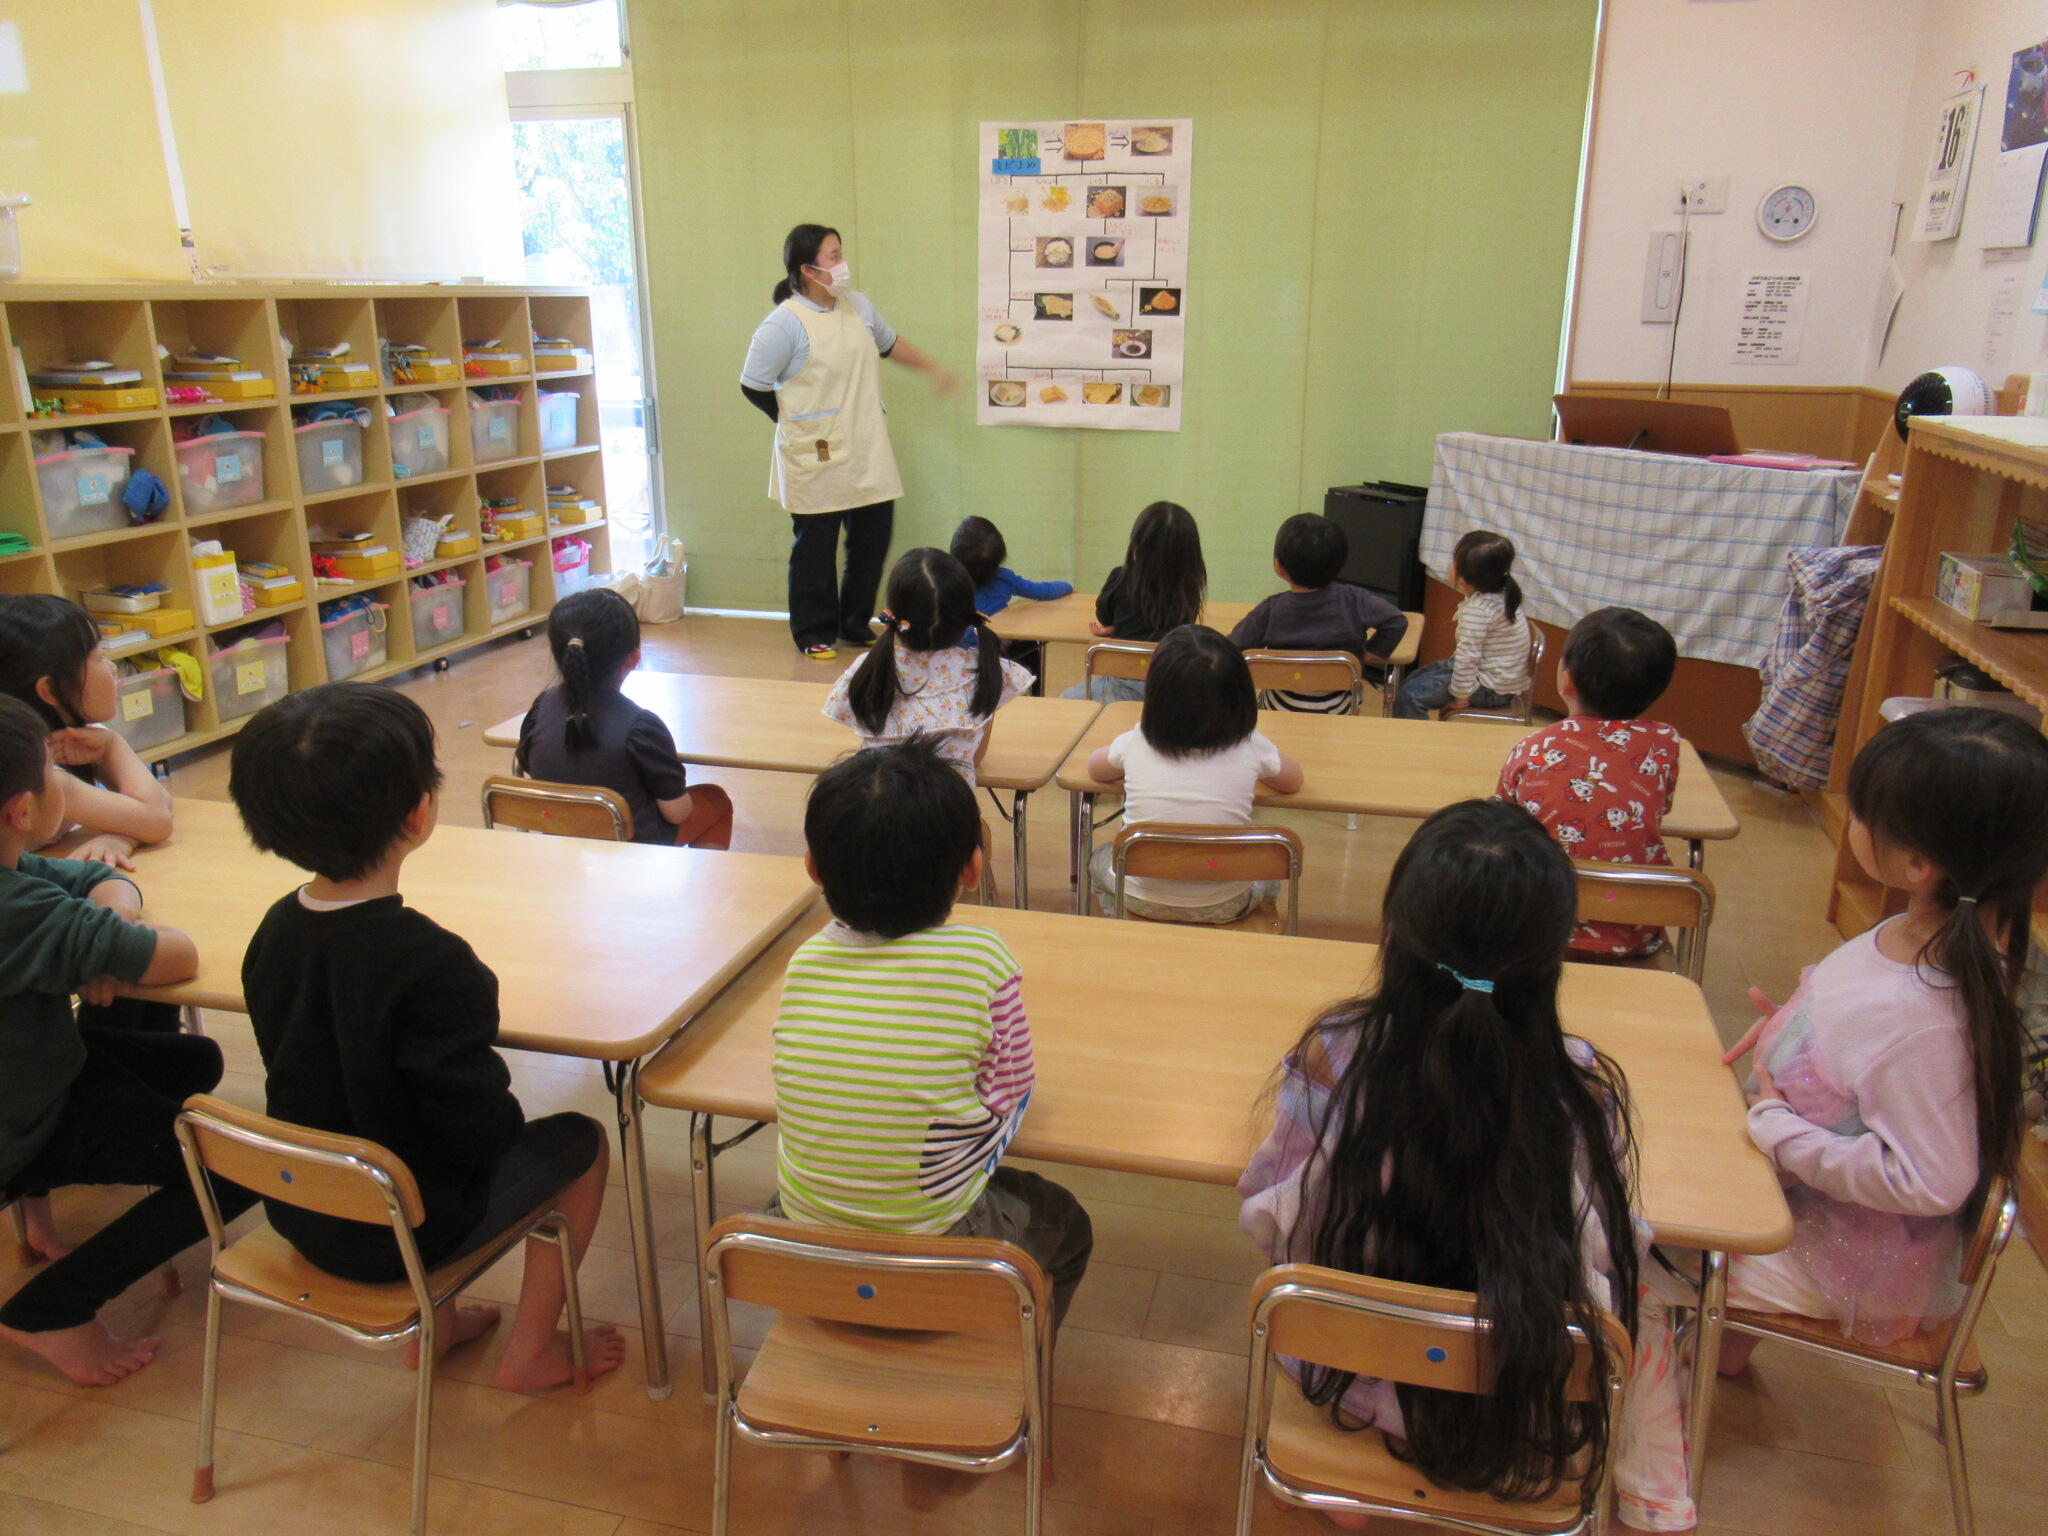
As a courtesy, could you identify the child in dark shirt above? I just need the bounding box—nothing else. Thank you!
[516,589,733,848]
[230,683,622,1391]
[1227,513,1408,712]
[0,695,228,1387]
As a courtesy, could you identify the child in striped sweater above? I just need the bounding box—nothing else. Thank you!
[1394,530,1533,719]
[769,736,1093,1323]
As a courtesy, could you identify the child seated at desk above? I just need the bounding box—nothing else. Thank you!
[1496,606,1680,960]
[1085,626,1304,924]
[949,514,1072,619]
[1227,513,1408,712]
[1393,530,1531,719]
[0,695,237,1388]
[1061,500,1207,704]
[824,547,1031,785]
[229,683,623,1392]
[1238,800,1691,1532]
[769,736,1092,1325]
[516,588,733,848]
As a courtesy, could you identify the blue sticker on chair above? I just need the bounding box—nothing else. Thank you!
[856,1283,876,1300]
[279,1171,294,1184]
[1425,1345,1446,1363]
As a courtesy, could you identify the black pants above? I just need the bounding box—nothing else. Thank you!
[789,501,894,649]
[1,1027,254,1333]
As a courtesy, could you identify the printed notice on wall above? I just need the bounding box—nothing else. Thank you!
[976,120,1192,431]
[1731,272,1808,366]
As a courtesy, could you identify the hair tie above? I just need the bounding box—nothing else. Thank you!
[1437,962,1495,995]
[566,637,585,649]
[1955,895,1980,909]
[877,608,910,634]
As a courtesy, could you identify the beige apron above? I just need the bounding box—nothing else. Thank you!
[766,296,905,514]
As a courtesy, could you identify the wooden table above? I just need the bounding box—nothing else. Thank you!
[124,798,818,1399]
[987,594,1424,707]
[482,671,1103,908]
[1056,704,1741,914]
[637,904,1791,1474]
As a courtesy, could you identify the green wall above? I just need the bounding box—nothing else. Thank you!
[629,0,1597,609]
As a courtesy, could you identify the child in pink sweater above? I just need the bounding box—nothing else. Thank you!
[1721,707,2048,1349]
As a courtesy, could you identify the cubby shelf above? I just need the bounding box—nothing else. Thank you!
[2,283,614,768]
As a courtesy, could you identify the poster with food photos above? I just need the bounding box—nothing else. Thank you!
[977,119,1191,431]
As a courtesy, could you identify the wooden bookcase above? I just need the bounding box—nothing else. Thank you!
[0,283,611,765]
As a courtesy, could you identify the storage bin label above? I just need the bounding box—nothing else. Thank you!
[218,453,244,484]
[321,439,344,466]
[235,660,267,695]
[350,630,370,659]
[78,475,111,506]
[487,416,509,441]
[432,603,453,631]
[418,425,435,449]
[121,688,156,722]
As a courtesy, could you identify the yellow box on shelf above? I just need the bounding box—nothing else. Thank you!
[328,549,402,581]
[132,607,197,637]
[168,376,275,401]
[306,365,376,391]
[485,511,545,542]
[464,354,528,377]
[392,361,462,384]
[534,350,592,372]
[41,386,160,412]
[437,531,480,558]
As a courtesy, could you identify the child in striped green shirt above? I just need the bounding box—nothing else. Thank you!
[771,736,1092,1323]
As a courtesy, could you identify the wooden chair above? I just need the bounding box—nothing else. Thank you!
[1110,822,1306,935]
[1573,861,1716,984]
[1449,628,1548,726]
[971,815,1000,907]
[1380,611,1426,716]
[479,774,632,841]
[173,1095,590,1536]
[1082,640,1155,693]
[1243,650,1366,714]
[702,1213,1053,1536]
[1721,1179,2017,1536]
[1236,1265,1630,1535]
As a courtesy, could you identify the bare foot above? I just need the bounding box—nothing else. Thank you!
[0,1319,160,1385]
[18,1197,71,1263]
[403,1302,502,1369]
[494,1324,625,1393]
[1717,1331,1760,1377]
[1323,1513,1373,1532]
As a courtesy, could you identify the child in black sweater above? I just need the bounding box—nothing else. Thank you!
[229,683,621,1391]
[0,695,231,1387]
[1228,513,1408,711]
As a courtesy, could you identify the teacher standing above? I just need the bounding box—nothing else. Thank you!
[740,223,955,660]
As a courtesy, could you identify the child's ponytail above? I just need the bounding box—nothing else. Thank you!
[847,623,904,736]
[1452,530,1522,622]
[850,547,995,736]
[1501,570,1525,623]
[969,616,1005,721]
[1848,706,2048,1187]
[543,588,640,754]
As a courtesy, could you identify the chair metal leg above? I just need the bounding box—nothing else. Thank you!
[691,1112,720,1400]
[1074,793,1095,916]
[7,1201,33,1267]
[710,1394,735,1536]
[179,1005,204,1035]
[1011,790,1031,911]
[614,1055,671,1399]
[550,1215,590,1395]
[1685,1249,1728,1494]
[1937,1374,1974,1536]
[1024,1429,1045,1536]
[1688,839,1705,871]
[409,1310,437,1536]
[191,1284,222,1502]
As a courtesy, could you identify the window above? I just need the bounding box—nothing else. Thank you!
[495,0,622,73]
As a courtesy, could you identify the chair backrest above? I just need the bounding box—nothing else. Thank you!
[705,1213,1049,1337]
[1243,650,1364,712]
[1250,1264,1630,1402]
[1084,640,1155,683]
[1449,626,1547,726]
[480,774,633,842]
[1573,861,1716,983]
[175,1093,425,1229]
[1959,1175,2018,1287]
[1111,822,1305,934]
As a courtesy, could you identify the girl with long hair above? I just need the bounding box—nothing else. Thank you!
[1062,500,1207,703]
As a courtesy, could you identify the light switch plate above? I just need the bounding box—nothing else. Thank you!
[1641,231,1685,323]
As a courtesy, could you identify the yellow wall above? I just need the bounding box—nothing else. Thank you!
[0,0,519,283]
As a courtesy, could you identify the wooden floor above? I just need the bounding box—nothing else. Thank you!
[4,613,2044,1535]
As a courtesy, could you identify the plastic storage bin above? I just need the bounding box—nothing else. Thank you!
[485,560,532,625]
[552,537,594,598]
[107,666,184,754]
[537,391,578,453]
[470,399,520,464]
[320,602,389,681]
[409,577,467,648]
[36,445,137,539]
[388,406,451,480]
[210,632,291,722]
[293,418,365,493]
[174,431,266,514]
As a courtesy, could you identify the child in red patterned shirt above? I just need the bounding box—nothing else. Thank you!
[1495,607,1681,959]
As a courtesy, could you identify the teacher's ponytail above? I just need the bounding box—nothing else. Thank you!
[774,222,841,305]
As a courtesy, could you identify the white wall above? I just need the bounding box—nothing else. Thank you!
[1874,0,2048,394]
[1571,0,1925,387]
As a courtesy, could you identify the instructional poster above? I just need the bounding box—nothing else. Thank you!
[1731,272,1808,366]
[976,119,1192,431]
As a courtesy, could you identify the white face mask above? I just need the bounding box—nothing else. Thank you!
[816,259,851,289]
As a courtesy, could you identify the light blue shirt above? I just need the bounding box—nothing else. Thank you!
[740,290,898,390]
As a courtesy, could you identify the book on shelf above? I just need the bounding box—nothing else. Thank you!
[31,367,144,387]
[166,369,268,382]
